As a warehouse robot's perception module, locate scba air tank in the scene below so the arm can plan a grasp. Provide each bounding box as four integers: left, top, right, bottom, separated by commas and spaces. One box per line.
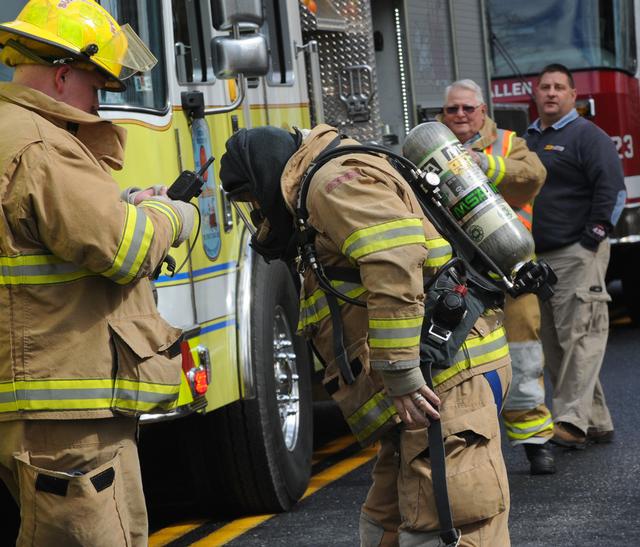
403, 122, 534, 275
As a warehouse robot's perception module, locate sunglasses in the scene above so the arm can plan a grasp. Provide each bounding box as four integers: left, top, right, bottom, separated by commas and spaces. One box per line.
444, 104, 482, 115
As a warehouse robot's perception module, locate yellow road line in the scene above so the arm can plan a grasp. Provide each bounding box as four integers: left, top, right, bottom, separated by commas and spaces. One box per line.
192, 444, 379, 546
149, 520, 208, 546
311, 433, 358, 465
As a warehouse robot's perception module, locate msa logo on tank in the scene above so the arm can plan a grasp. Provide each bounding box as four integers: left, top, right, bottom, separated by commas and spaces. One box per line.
191, 118, 221, 260
423, 140, 518, 245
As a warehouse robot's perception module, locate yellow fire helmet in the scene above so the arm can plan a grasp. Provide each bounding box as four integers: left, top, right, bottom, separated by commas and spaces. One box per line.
0, 0, 158, 91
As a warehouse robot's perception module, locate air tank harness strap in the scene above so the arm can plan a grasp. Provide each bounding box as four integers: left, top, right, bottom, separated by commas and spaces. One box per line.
419, 258, 502, 547
296, 134, 358, 385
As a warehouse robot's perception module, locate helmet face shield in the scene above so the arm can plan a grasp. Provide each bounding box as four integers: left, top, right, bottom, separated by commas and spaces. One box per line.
94, 23, 157, 82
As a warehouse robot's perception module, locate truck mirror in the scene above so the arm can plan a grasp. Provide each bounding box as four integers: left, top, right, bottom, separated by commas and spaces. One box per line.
211, 0, 263, 30
211, 34, 269, 79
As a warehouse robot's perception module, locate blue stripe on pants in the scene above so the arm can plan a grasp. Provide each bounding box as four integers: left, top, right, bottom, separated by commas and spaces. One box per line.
484, 370, 503, 414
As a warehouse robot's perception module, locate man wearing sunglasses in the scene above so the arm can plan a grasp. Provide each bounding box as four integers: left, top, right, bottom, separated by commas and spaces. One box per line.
440, 79, 555, 475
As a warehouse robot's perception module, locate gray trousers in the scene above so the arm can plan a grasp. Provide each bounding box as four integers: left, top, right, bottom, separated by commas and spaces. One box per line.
538, 241, 614, 434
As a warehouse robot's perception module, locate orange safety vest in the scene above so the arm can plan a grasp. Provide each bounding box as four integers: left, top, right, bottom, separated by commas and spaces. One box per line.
483, 129, 533, 232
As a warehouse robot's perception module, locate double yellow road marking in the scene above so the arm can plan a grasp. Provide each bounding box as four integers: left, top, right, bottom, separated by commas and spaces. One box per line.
149, 435, 378, 546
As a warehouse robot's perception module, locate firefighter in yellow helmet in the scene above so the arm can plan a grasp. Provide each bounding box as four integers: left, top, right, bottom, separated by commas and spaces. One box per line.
0, 0, 157, 91
0, 1, 195, 545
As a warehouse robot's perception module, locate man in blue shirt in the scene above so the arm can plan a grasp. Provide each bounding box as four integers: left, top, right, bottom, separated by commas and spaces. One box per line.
525, 64, 626, 448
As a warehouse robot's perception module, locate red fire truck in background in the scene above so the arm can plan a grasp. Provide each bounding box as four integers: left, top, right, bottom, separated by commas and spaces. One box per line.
487, 0, 640, 321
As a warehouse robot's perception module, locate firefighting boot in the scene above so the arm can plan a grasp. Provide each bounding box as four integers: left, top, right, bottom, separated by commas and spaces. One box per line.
524, 443, 556, 475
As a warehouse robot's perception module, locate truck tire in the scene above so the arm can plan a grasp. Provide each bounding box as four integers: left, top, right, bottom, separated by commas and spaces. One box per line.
199, 257, 313, 515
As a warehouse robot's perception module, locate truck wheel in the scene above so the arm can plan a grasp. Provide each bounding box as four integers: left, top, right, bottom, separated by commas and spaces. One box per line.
200, 257, 313, 515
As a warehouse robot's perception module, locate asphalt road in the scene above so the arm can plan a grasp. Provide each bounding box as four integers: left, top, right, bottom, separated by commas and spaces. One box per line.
1, 306, 638, 546
224, 322, 640, 547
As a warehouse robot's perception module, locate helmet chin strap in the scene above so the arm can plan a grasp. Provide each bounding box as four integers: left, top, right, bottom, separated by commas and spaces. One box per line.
3, 38, 75, 67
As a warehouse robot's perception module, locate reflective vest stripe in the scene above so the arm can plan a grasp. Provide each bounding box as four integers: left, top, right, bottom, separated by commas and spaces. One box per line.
298, 281, 367, 330
140, 200, 180, 242
369, 316, 423, 349
482, 129, 533, 231
102, 204, 154, 284
485, 152, 506, 185
0, 378, 179, 413
484, 129, 514, 186
486, 153, 497, 180
513, 203, 533, 231
503, 414, 554, 440
342, 218, 426, 260
0, 254, 96, 285
424, 236, 453, 268
433, 326, 509, 386
502, 130, 515, 157
493, 155, 507, 185
347, 390, 397, 445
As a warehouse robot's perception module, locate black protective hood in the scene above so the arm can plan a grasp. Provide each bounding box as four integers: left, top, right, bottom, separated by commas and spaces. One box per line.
219, 126, 302, 261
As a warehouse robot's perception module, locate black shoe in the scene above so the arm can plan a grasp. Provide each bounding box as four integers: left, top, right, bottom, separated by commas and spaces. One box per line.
587, 428, 615, 444
524, 443, 556, 475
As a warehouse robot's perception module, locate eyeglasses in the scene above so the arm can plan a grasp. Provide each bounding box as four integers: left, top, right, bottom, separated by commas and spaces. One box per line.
443, 104, 482, 115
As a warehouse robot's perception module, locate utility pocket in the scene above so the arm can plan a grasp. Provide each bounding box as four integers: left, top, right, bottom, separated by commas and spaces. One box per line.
324, 354, 400, 447
575, 288, 610, 334
15, 451, 130, 547
398, 402, 508, 530
109, 314, 182, 415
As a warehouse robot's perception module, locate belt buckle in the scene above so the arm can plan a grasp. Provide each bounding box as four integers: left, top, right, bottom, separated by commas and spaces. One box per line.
428, 322, 452, 342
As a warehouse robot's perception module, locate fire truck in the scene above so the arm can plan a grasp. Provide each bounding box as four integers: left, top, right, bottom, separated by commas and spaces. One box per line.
487, 0, 640, 321
0, 0, 492, 518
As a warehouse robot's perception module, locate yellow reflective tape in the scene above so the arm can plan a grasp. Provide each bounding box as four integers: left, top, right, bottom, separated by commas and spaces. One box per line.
425, 254, 452, 268
347, 391, 387, 426
486, 154, 496, 179
369, 317, 423, 329
504, 131, 515, 158
503, 414, 554, 431
141, 200, 180, 241
113, 398, 179, 412
503, 419, 554, 440
102, 203, 137, 279
354, 405, 397, 444
424, 236, 453, 267
369, 336, 421, 348
342, 218, 426, 260
368, 316, 423, 348
298, 283, 367, 330
114, 378, 181, 395
494, 156, 506, 186
126, 214, 154, 284
0, 378, 180, 413
433, 327, 509, 386
0, 254, 61, 266
0, 254, 96, 285
102, 204, 154, 284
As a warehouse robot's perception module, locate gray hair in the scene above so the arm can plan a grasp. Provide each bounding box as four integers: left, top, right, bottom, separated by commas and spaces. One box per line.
444, 79, 484, 105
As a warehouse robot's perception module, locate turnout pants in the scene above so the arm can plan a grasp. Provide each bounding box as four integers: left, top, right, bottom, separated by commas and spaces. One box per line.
501, 293, 554, 445
360, 368, 511, 547
0, 417, 148, 547
538, 241, 614, 434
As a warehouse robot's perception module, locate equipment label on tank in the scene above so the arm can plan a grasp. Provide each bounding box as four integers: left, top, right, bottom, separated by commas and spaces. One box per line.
451, 186, 490, 221
463, 202, 518, 244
